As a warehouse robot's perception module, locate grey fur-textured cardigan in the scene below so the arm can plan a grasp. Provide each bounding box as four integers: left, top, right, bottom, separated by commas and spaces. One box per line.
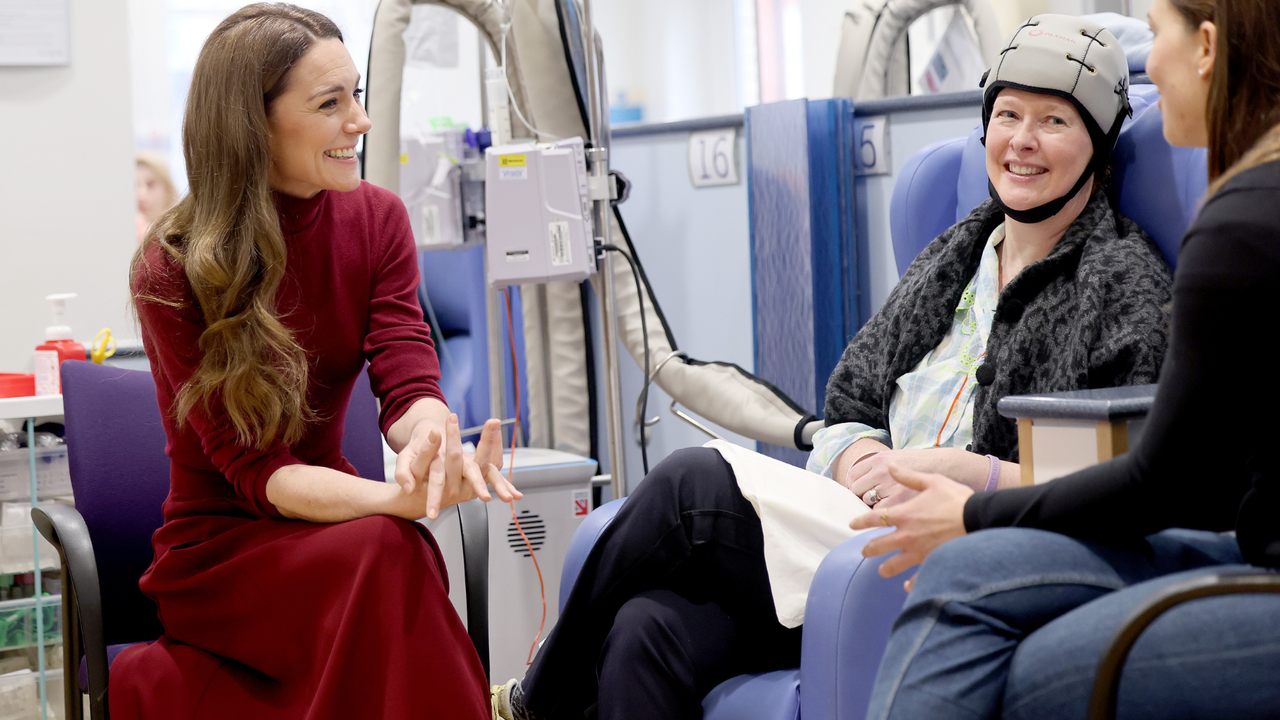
823, 192, 1172, 462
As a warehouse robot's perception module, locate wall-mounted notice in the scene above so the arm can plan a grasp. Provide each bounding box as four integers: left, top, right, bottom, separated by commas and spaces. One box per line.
0, 0, 71, 67
688, 128, 740, 188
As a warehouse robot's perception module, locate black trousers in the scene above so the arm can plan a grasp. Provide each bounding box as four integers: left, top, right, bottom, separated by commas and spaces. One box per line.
521, 447, 802, 720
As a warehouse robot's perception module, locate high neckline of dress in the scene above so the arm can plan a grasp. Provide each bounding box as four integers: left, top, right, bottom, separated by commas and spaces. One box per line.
273, 189, 328, 235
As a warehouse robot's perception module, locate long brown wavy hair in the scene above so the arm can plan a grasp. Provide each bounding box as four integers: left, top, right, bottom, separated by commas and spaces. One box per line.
132, 4, 342, 449
1169, 0, 1280, 196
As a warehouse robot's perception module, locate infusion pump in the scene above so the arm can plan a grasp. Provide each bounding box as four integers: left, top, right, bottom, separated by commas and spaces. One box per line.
484, 138, 598, 288
399, 130, 486, 252
397, 132, 598, 288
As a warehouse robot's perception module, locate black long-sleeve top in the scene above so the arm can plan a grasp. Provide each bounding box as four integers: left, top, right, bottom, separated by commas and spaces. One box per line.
964, 160, 1280, 568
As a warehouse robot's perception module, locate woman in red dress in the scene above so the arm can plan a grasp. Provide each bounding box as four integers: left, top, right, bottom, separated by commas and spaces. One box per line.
112, 4, 517, 718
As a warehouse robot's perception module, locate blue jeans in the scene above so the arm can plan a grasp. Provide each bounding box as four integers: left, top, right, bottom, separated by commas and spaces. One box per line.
867, 527, 1280, 719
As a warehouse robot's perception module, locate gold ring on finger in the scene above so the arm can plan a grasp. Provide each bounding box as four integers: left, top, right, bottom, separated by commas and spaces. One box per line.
879, 509, 890, 526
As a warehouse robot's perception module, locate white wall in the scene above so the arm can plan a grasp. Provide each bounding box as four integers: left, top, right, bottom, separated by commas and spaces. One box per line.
594, 0, 743, 123
1130, 0, 1154, 20
129, 0, 170, 153
0, 0, 138, 374
797, 0, 845, 100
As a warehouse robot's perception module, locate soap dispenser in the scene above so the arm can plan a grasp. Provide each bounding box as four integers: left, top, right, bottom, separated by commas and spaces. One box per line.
34, 293, 86, 395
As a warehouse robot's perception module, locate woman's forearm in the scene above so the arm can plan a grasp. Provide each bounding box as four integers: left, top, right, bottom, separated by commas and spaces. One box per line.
386, 397, 450, 454
265, 463, 413, 523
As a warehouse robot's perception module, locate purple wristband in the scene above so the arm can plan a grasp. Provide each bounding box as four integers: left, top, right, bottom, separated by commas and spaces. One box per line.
984, 454, 1001, 492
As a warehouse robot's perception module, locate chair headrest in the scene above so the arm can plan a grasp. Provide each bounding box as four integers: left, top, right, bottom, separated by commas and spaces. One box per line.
889, 137, 966, 278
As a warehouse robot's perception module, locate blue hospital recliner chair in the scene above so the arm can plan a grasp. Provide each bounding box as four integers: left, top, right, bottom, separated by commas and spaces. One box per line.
558, 84, 1208, 720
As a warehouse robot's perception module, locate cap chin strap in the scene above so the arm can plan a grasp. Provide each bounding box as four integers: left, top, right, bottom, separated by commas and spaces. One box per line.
988, 163, 1094, 224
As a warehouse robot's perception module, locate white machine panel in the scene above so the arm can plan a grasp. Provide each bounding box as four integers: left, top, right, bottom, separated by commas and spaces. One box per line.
484, 139, 596, 287
423, 448, 598, 683
400, 132, 467, 251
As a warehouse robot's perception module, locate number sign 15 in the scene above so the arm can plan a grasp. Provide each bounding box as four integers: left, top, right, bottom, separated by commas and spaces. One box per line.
688, 128, 740, 188
853, 115, 890, 176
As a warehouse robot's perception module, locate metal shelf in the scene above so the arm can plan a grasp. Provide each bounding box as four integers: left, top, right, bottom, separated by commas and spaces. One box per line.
0, 596, 60, 613
0, 396, 63, 423
0, 406, 62, 720
0, 639, 61, 653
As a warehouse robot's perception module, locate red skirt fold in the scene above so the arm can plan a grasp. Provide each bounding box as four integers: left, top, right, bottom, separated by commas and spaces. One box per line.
109, 515, 489, 720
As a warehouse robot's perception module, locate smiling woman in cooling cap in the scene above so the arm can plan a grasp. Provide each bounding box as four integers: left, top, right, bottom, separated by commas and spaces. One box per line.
115, 4, 517, 718
491, 14, 1176, 720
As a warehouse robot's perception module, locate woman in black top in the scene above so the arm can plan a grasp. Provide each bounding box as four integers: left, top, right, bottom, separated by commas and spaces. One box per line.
856, 1, 1280, 717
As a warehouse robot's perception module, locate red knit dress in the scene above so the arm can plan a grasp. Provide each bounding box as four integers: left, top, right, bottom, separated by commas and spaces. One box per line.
110, 183, 490, 719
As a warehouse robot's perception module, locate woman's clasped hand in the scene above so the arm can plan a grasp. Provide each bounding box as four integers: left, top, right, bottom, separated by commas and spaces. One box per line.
844, 448, 993, 508
394, 415, 521, 520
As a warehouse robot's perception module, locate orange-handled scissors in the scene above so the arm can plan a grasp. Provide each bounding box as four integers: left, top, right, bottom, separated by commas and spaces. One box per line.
90, 328, 117, 364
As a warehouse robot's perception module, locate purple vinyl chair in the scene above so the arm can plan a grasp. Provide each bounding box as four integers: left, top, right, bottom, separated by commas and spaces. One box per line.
34, 360, 491, 719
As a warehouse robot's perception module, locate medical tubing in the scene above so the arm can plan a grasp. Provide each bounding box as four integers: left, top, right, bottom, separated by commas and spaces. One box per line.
503, 288, 548, 664
601, 243, 652, 474
497, 27, 560, 141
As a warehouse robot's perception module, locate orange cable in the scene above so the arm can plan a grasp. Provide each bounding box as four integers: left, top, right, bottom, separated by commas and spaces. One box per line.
502, 288, 547, 665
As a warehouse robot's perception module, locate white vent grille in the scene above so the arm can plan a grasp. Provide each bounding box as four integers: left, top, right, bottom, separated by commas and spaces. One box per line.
507, 510, 545, 556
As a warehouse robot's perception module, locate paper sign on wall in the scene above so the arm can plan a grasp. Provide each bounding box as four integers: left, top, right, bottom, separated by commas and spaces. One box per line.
0, 0, 71, 66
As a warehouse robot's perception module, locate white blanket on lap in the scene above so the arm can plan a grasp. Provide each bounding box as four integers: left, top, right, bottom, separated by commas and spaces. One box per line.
707, 439, 873, 628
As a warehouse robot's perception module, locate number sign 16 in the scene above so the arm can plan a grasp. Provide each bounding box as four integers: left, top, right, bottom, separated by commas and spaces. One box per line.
853, 115, 890, 176
688, 128, 740, 188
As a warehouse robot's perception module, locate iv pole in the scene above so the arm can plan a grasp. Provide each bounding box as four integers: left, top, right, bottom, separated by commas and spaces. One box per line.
580, 0, 629, 500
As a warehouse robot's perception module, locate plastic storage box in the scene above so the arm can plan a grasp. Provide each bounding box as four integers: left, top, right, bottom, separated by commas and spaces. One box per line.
0, 668, 64, 720
0, 448, 71, 503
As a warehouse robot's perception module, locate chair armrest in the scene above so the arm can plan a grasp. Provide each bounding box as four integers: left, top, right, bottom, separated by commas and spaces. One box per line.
799, 528, 911, 720
997, 385, 1157, 423
559, 498, 627, 613
457, 498, 489, 680
998, 385, 1158, 484
32, 503, 107, 718
1088, 569, 1280, 720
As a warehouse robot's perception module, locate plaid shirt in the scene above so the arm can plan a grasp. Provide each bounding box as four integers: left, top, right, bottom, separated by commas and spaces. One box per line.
807, 226, 1003, 478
